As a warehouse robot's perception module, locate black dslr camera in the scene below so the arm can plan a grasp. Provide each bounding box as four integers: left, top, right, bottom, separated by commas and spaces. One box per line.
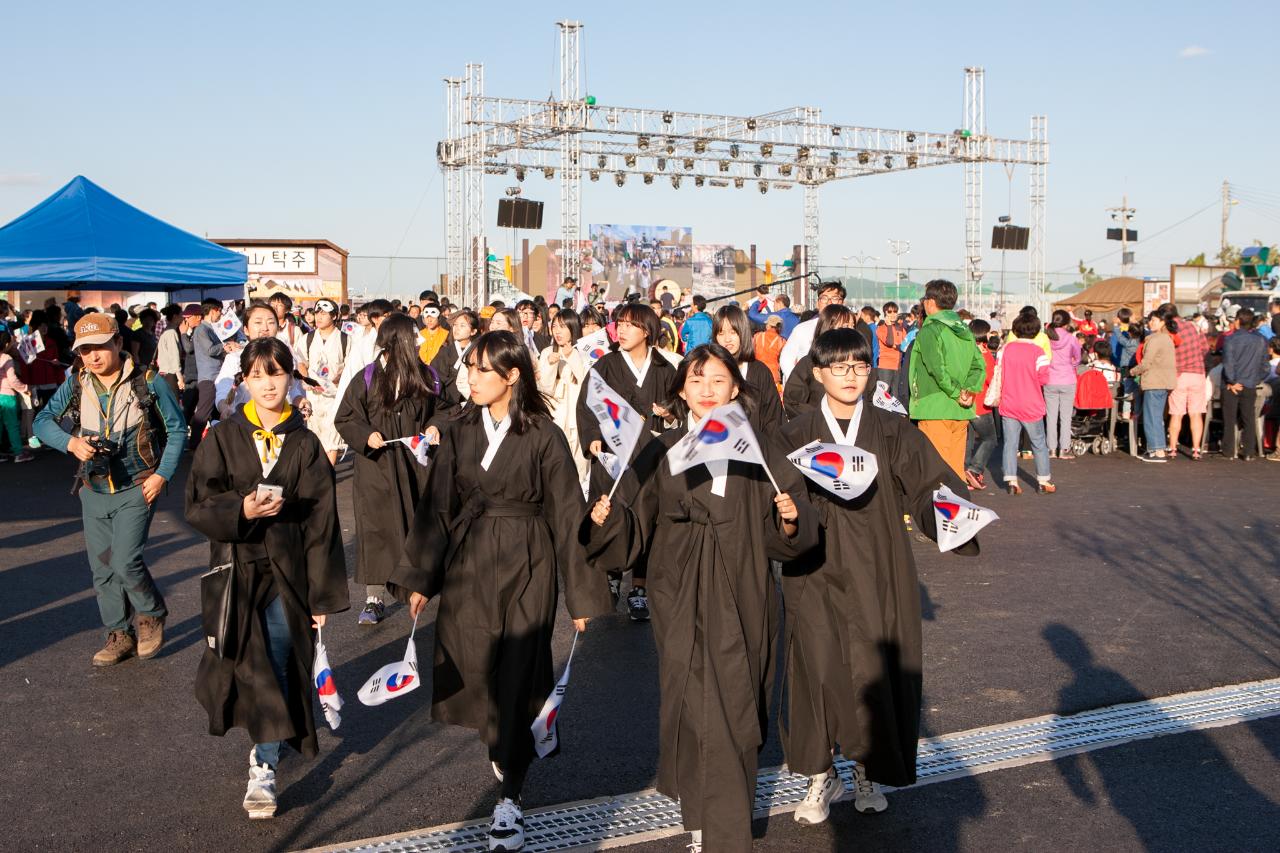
80, 435, 120, 478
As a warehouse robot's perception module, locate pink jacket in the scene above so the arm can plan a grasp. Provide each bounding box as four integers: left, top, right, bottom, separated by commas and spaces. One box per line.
999, 338, 1050, 422
0, 353, 29, 396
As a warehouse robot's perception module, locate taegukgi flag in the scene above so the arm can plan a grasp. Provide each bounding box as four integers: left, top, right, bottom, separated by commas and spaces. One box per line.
213, 310, 242, 341
531, 633, 579, 758
667, 401, 766, 476
872, 381, 908, 416
392, 433, 433, 467
312, 628, 343, 729
358, 617, 421, 706
585, 372, 644, 473
787, 440, 878, 499
575, 328, 611, 364
932, 484, 998, 553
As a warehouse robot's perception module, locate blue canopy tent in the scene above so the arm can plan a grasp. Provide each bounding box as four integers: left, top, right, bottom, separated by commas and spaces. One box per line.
0, 175, 246, 302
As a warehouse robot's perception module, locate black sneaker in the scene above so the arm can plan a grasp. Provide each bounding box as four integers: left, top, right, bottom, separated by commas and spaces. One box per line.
358, 599, 386, 626
607, 577, 622, 608
627, 587, 650, 622
1139, 452, 1168, 463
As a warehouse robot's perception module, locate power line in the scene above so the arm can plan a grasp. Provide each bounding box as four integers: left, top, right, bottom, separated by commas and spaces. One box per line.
1051, 199, 1217, 273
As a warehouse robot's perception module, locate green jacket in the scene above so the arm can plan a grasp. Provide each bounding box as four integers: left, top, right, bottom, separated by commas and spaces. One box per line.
908, 309, 986, 421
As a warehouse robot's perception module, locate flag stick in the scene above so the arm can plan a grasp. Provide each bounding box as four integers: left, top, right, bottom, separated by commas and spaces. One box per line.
761, 459, 783, 496
605, 466, 627, 501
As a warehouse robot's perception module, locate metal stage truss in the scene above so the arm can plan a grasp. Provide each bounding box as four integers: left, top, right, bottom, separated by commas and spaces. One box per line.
439, 20, 1048, 309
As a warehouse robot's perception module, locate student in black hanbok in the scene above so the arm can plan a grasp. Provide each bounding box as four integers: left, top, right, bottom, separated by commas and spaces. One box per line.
574, 302, 676, 620
186, 338, 349, 820
429, 309, 478, 412
780, 328, 979, 826
782, 304, 860, 419
388, 331, 610, 853
588, 345, 819, 853
335, 313, 440, 627
713, 303, 784, 432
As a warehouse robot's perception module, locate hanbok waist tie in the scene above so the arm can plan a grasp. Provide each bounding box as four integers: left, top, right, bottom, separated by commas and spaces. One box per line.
445, 492, 543, 567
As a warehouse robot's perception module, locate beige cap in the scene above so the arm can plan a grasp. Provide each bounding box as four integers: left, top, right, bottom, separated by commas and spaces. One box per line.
71, 313, 119, 349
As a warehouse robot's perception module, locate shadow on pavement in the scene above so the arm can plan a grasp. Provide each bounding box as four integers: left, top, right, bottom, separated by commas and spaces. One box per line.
1045, 623, 1275, 850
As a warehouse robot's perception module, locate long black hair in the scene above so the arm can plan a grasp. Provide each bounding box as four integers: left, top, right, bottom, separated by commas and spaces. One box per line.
373, 312, 437, 411
662, 343, 754, 424
550, 307, 583, 345
463, 330, 551, 434
1046, 309, 1072, 342
713, 304, 755, 362
239, 336, 295, 376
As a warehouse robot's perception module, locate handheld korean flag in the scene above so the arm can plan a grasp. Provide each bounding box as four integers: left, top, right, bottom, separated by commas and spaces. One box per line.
787, 441, 878, 499
16, 331, 43, 364
214, 311, 242, 341
391, 433, 433, 467
341, 320, 357, 335
585, 372, 644, 497
531, 632, 579, 758
575, 328, 611, 364
597, 450, 623, 482
312, 627, 343, 729
932, 484, 998, 553
358, 616, 421, 706
872, 381, 908, 416
667, 401, 782, 494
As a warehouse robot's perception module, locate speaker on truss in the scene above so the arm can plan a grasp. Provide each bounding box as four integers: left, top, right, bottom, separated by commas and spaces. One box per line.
498, 198, 544, 229
991, 225, 1029, 251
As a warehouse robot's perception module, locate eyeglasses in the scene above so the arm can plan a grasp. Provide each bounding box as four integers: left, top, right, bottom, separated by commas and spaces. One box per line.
823, 362, 872, 377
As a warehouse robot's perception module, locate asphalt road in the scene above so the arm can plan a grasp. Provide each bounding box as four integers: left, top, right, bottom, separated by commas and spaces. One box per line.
1, 446, 1277, 852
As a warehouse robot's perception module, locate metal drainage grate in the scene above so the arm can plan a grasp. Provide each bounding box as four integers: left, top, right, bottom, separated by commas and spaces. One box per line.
308, 677, 1280, 853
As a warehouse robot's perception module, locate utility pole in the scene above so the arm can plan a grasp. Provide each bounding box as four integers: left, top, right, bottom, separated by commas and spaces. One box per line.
1106, 196, 1137, 276
888, 240, 911, 295
1220, 180, 1238, 261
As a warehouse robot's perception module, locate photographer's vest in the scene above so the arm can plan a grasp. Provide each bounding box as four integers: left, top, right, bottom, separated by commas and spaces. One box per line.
67, 359, 164, 493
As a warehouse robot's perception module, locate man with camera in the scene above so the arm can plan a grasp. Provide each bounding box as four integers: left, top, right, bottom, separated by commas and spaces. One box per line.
34, 314, 187, 667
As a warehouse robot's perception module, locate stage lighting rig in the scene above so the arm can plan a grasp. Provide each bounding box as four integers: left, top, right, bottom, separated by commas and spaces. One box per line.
643, 173, 654, 184
758, 181, 768, 194
615, 172, 626, 186
637, 135, 650, 150
542, 167, 555, 179
729, 143, 740, 158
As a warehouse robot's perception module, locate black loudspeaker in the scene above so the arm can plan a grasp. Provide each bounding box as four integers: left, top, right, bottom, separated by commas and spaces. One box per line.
1106, 228, 1138, 243
497, 198, 545, 229
991, 225, 1029, 251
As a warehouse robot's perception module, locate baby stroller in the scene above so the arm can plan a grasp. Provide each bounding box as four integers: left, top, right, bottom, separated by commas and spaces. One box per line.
1069, 368, 1117, 455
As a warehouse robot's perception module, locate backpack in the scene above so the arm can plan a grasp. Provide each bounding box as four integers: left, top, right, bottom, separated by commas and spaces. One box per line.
64, 371, 167, 475
304, 329, 350, 362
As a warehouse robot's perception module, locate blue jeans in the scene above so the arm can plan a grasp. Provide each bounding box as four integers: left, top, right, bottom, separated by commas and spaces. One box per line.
1002, 416, 1051, 484
1043, 384, 1076, 454
1141, 389, 1169, 453
253, 596, 292, 769
965, 412, 997, 474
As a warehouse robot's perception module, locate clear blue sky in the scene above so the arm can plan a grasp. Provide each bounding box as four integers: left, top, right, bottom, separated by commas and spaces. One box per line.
4, 0, 1277, 287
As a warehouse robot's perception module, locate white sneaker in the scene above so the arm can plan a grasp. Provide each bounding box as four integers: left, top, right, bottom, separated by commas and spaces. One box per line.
851, 763, 888, 813
686, 829, 703, 852
243, 753, 277, 819
793, 768, 845, 825
489, 798, 524, 851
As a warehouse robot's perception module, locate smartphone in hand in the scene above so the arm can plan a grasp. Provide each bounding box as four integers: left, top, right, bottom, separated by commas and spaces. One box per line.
255, 483, 284, 502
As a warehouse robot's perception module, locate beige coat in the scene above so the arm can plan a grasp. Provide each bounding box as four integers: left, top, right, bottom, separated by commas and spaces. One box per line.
1130, 330, 1176, 390
537, 345, 590, 484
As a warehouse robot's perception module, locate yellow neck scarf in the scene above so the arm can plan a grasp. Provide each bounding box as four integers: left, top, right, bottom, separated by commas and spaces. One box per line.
244, 400, 292, 465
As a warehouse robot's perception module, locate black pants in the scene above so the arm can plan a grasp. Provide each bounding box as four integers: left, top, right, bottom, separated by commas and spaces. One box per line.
1221, 386, 1259, 458
189, 380, 216, 449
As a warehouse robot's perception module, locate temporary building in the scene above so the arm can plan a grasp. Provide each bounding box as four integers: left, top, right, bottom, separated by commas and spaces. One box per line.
1051, 276, 1144, 317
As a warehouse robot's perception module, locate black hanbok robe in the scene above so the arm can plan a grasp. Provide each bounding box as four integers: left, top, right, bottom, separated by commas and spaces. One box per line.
387, 411, 611, 770
429, 340, 471, 412
185, 407, 349, 758
334, 362, 440, 586
741, 359, 785, 433
780, 405, 978, 786
575, 349, 676, 575
782, 354, 823, 419
586, 427, 820, 852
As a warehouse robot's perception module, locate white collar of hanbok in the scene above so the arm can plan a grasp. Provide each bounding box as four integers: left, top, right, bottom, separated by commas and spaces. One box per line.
821, 394, 863, 446
481, 407, 511, 470
738, 361, 750, 379
622, 347, 652, 386
686, 413, 728, 497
